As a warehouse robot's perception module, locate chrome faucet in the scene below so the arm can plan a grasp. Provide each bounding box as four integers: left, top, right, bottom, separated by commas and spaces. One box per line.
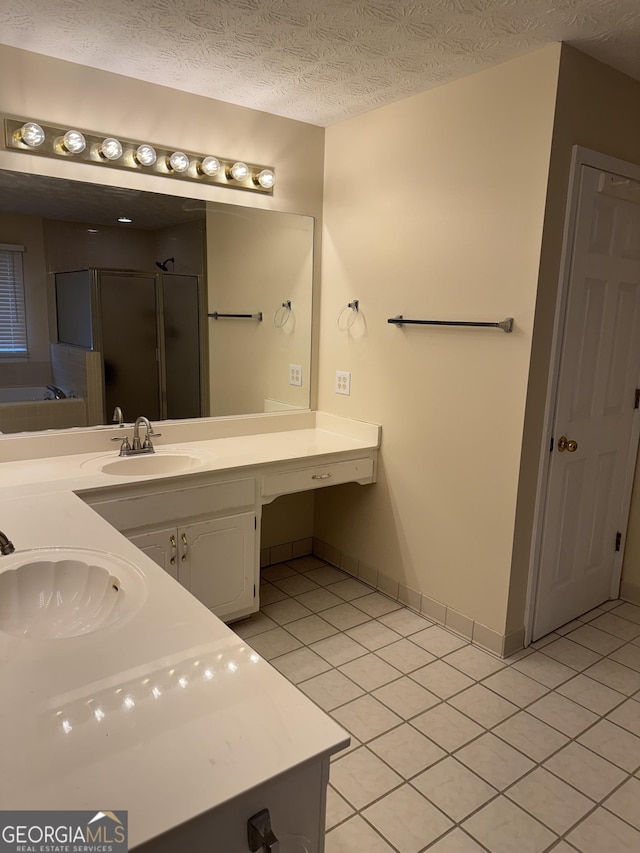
112, 406, 124, 427
46, 385, 66, 399
0, 531, 15, 555
132, 416, 154, 452
111, 415, 161, 456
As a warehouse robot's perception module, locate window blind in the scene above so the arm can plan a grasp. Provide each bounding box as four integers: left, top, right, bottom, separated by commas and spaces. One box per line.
0, 244, 27, 354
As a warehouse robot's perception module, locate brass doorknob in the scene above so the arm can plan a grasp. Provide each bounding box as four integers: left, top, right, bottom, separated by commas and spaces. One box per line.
558, 436, 578, 452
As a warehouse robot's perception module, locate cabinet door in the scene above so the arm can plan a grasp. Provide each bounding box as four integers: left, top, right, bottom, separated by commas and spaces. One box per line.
178, 513, 256, 621
129, 526, 179, 582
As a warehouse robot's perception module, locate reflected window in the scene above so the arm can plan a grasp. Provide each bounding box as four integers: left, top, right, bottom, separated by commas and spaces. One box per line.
0, 244, 27, 355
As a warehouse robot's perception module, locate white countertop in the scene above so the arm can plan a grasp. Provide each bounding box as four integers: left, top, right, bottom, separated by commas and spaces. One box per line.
0, 424, 377, 499
0, 412, 380, 847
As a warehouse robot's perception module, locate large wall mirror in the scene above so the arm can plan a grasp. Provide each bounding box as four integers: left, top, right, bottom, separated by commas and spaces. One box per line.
0, 169, 313, 434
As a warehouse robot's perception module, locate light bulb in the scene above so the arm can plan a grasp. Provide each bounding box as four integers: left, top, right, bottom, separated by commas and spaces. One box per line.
135, 144, 157, 167
255, 168, 275, 189
200, 156, 220, 177
62, 130, 86, 154
16, 122, 45, 147
99, 137, 123, 161
168, 151, 190, 173
228, 161, 249, 182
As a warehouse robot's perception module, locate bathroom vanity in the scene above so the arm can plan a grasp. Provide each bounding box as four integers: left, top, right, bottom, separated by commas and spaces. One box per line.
0, 411, 379, 851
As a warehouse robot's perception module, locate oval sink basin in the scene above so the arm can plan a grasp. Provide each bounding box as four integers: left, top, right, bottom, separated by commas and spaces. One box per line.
0, 547, 147, 640
80, 449, 212, 477
100, 453, 204, 476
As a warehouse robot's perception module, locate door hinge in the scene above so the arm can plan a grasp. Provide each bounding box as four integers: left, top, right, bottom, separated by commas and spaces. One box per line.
635, 388, 640, 410
615, 531, 622, 552
254, 516, 257, 530
550, 436, 554, 452
253, 584, 256, 597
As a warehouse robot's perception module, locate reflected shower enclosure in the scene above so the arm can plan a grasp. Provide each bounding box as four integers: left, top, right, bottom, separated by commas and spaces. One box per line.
55, 269, 204, 421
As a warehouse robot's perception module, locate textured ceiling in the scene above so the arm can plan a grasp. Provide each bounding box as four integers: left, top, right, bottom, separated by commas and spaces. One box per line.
2, 0, 640, 125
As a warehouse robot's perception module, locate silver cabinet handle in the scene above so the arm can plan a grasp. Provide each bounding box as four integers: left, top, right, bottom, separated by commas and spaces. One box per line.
181, 531, 188, 562
312, 473, 333, 480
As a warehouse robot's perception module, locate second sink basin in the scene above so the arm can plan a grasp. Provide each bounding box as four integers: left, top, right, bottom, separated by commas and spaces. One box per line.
0, 547, 147, 640
100, 452, 205, 476
81, 448, 213, 477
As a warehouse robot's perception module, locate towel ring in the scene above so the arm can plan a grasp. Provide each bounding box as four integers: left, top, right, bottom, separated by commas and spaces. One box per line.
337, 299, 359, 331
273, 300, 292, 328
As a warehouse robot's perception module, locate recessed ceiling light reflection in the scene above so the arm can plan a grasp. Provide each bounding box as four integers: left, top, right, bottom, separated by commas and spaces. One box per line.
117, 216, 132, 224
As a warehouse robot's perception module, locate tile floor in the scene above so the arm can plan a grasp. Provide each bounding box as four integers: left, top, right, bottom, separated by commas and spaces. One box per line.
232, 555, 640, 853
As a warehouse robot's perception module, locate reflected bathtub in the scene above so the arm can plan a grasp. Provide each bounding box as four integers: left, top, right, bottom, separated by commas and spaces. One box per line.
0, 386, 59, 402
0, 387, 86, 433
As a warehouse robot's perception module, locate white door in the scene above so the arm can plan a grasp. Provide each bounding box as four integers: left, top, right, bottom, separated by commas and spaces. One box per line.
532, 165, 640, 640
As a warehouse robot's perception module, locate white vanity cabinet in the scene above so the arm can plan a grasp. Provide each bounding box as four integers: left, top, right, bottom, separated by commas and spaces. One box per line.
83, 476, 259, 622
129, 512, 256, 621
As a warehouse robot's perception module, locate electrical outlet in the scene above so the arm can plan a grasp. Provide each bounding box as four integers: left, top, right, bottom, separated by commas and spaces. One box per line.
289, 364, 302, 386
335, 370, 351, 395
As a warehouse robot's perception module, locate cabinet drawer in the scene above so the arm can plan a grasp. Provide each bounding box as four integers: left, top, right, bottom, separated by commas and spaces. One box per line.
88, 478, 256, 531
262, 457, 374, 498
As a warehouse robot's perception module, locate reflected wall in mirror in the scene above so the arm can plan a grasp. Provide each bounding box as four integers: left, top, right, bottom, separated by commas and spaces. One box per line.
206, 203, 312, 416
0, 170, 313, 433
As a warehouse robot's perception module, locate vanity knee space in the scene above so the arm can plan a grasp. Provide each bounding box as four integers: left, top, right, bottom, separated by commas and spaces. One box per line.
80, 444, 378, 624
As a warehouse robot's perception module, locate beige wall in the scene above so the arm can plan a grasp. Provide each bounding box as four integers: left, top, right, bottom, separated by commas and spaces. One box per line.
0, 46, 324, 219
508, 47, 640, 625
316, 47, 561, 636
206, 205, 313, 416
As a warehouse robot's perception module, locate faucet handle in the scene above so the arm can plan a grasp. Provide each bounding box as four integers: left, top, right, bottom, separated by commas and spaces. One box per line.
142, 429, 161, 450
111, 435, 132, 455
0, 531, 15, 556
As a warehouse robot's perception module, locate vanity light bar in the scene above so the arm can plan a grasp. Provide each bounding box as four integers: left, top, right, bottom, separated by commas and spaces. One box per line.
3, 117, 275, 194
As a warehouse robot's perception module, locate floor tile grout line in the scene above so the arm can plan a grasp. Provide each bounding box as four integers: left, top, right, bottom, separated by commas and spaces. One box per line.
321, 664, 606, 840
243, 560, 640, 850
252, 609, 640, 767
535, 634, 640, 675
